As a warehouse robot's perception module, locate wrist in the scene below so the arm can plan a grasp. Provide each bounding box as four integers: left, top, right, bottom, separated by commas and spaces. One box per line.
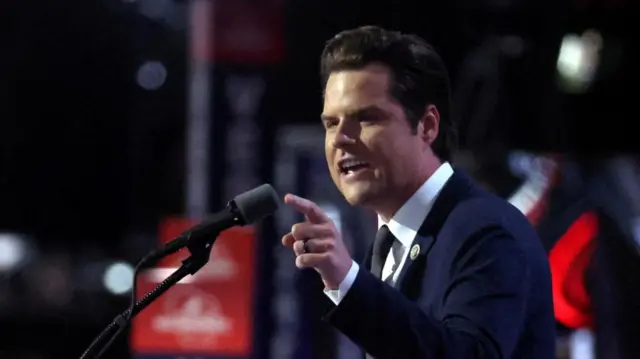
323, 260, 353, 290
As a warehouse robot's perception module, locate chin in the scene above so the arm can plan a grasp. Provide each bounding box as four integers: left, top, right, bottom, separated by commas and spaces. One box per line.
343, 193, 364, 206
341, 185, 378, 207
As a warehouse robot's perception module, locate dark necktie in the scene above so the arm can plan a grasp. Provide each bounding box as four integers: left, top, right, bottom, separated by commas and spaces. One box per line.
366, 225, 396, 359
370, 224, 395, 279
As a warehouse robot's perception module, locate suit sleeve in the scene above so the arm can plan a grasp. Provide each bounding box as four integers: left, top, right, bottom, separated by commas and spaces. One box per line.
323, 227, 531, 359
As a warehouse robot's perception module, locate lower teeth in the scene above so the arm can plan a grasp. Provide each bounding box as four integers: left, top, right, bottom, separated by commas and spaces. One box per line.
344, 165, 367, 175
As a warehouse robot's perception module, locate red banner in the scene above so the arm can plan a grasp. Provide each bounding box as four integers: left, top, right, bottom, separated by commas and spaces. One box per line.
190, 0, 284, 64
131, 217, 256, 356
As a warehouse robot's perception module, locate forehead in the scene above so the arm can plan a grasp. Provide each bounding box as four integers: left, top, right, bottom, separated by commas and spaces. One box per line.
322, 64, 393, 117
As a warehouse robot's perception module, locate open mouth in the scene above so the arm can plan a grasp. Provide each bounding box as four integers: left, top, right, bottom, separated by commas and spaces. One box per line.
338, 159, 371, 176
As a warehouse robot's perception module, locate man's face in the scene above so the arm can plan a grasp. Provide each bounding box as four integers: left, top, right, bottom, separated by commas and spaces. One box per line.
322, 64, 434, 215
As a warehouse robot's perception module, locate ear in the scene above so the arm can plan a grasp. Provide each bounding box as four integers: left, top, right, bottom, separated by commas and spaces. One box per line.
417, 104, 440, 146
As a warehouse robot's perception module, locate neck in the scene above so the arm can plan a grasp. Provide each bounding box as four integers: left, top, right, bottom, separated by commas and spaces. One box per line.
376, 159, 442, 222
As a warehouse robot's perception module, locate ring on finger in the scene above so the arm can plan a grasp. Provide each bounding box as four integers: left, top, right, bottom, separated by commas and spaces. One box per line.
303, 239, 310, 253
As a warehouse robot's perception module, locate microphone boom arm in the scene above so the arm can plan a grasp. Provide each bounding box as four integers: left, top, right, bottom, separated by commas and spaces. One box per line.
79, 183, 280, 359
79, 226, 220, 359
143, 201, 243, 265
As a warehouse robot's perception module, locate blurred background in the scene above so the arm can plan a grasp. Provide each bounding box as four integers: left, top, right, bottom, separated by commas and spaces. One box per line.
1, 0, 639, 358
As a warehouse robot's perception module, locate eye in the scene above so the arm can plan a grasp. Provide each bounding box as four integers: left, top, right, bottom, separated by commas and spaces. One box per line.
323, 119, 338, 129
358, 113, 379, 125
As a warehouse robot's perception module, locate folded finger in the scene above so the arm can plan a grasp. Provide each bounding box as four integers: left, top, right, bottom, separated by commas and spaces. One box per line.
291, 222, 334, 241
292, 238, 333, 256
295, 253, 326, 269
282, 233, 295, 248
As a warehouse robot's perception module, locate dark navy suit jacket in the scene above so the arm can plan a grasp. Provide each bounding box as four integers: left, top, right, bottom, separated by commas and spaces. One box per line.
324, 171, 556, 359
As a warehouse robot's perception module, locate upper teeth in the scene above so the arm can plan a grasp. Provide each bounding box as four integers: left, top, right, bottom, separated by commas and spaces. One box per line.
341, 160, 366, 170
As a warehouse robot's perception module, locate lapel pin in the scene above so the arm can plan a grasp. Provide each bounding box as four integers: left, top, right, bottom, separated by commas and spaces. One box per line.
410, 244, 420, 260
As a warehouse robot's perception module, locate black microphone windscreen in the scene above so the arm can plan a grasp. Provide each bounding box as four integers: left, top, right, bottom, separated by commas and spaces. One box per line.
233, 184, 280, 224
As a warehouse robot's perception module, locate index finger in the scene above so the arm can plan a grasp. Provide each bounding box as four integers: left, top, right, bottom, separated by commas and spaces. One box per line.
284, 193, 330, 224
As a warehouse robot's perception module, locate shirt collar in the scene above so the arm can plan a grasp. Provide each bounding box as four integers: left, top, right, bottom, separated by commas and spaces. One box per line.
378, 162, 454, 248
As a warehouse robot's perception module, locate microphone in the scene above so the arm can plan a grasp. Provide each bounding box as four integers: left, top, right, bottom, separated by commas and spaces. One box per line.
78, 184, 279, 359
146, 183, 280, 262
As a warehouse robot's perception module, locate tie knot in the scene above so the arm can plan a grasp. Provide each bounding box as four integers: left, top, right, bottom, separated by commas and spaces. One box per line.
373, 225, 395, 256
370, 224, 396, 279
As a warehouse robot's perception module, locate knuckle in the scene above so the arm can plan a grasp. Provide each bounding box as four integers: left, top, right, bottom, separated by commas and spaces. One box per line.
324, 240, 335, 251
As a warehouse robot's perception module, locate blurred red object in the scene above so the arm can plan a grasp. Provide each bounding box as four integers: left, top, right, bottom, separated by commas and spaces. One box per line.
548, 211, 598, 329
190, 0, 284, 64
130, 217, 256, 356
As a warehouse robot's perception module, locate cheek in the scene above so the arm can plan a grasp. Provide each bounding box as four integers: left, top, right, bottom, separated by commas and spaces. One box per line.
366, 131, 397, 161
325, 145, 338, 178
324, 136, 332, 164
372, 135, 415, 172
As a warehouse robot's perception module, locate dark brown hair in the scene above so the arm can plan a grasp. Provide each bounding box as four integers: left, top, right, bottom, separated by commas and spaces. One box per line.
320, 25, 457, 162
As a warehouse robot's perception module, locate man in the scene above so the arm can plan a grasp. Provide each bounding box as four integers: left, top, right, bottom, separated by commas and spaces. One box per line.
281, 26, 555, 359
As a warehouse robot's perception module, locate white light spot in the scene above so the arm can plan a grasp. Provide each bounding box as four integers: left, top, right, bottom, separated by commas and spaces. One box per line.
570, 329, 594, 359
0, 233, 27, 271
103, 261, 135, 295
557, 35, 585, 78
136, 61, 167, 90
557, 30, 602, 93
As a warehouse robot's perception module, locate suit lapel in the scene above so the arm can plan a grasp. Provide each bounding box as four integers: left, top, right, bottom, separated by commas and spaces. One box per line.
393, 234, 434, 292
393, 170, 476, 293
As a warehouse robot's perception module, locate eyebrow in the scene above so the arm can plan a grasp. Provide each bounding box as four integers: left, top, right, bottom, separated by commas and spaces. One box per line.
320, 105, 382, 122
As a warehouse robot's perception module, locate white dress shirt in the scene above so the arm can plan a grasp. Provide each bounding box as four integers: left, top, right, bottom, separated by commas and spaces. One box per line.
325, 162, 454, 304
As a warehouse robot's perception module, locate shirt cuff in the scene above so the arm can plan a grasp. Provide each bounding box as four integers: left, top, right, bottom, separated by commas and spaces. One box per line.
323, 260, 359, 305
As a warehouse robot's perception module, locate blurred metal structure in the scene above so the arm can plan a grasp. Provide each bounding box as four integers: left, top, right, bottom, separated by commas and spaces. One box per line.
185, 0, 213, 219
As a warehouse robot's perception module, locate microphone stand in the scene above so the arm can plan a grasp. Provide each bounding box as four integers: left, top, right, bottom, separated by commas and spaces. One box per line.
79, 232, 216, 359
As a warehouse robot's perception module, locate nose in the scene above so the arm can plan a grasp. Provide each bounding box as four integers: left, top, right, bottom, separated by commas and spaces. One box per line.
331, 119, 358, 148
332, 132, 357, 148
